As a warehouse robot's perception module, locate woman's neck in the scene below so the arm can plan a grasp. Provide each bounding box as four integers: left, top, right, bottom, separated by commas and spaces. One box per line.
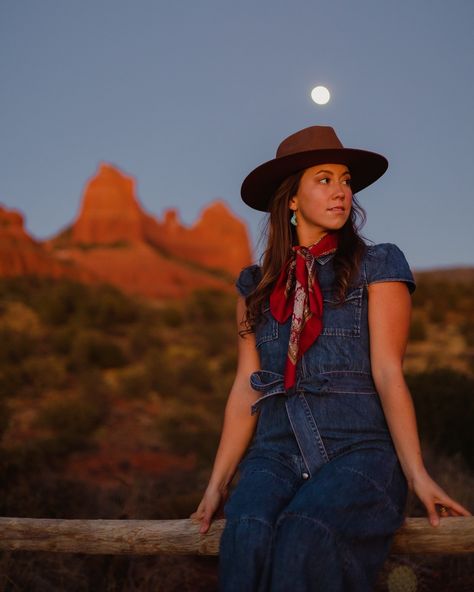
295, 229, 328, 248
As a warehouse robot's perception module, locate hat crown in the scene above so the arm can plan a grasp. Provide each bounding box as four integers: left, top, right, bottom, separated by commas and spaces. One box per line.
276, 126, 344, 159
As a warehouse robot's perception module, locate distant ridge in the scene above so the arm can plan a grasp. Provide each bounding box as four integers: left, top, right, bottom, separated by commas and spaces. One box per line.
414, 267, 474, 283
1, 163, 253, 299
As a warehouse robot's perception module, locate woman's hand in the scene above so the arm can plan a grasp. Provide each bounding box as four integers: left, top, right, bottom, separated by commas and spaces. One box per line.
411, 469, 472, 526
190, 485, 228, 534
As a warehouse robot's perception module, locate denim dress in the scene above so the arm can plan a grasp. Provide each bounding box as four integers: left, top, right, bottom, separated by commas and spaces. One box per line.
219, 243, 416, 592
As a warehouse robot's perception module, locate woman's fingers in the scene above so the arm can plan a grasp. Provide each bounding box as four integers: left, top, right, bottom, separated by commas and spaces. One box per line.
446, 498, 471, 517
427, 492, 472, 526
425, 500, 440, 527
436, 496, 472, 518
190, 500, 220, 534
199, 516, 211, 534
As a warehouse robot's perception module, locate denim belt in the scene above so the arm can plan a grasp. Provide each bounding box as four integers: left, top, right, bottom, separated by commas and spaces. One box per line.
249, 369, 378, 477
250, 370, 377, 415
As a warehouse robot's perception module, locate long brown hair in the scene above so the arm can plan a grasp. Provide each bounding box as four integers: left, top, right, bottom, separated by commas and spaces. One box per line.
242, 169, 367, 333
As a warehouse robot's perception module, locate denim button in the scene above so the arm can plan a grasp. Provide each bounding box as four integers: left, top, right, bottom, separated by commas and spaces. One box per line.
302, 472, 309, 480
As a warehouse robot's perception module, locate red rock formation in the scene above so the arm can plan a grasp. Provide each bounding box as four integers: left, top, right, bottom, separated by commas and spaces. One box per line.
146, 201, 253, 276
2, 162, 253, 299
70, 163, 252, 277
72, 163, 146, 244
0, 204, 92, 281
64, 241, 235, 299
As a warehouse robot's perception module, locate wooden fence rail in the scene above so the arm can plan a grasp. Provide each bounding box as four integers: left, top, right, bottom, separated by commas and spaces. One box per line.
1, 517, 473, 556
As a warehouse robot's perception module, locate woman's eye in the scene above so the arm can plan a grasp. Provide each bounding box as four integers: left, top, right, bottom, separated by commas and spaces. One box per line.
319, 177, 329, 184
343, 178, 352, 185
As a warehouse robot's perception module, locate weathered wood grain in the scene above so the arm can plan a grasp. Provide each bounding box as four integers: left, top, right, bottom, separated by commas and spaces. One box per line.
0, 517, 472, 555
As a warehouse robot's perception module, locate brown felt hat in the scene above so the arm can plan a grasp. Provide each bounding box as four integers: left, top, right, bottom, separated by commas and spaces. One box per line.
240, 125, 388, 212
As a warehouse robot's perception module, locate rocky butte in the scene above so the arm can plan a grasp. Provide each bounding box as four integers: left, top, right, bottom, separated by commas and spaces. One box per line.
0, 204, 92, 282
1, 163, 253, 299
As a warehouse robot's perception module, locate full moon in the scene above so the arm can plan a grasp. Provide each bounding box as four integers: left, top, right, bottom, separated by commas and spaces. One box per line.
311, 86, 330, 105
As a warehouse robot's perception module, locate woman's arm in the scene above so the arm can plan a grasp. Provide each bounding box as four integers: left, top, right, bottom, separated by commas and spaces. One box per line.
190, 296, 261, 533
368, 281, 471, 526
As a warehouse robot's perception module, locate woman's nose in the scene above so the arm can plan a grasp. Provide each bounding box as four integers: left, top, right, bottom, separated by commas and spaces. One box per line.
331, 184, 346, 198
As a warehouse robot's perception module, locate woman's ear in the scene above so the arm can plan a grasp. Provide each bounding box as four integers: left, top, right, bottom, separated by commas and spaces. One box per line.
288, 195, 298, 211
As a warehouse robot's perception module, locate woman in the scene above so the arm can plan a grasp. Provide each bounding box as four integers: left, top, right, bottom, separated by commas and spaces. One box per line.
191, 125, 470, 591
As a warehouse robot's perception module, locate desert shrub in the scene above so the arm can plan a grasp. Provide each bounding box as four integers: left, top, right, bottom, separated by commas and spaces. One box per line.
219, 351, 237, 375
118, 366, 150, 399
412, 278, 474, 323
461, 319, 474, 347
406, 369, 474, 469
36, 396, 104, 452
20, 356, 68, 396
0, 327, 34, 363
428, 306, 445, 324
409, 317, 427, 341
144, 347, 179, 395
34, 280, 88, 326
128, 321, 163, 358
178, 353, 214, 393
159, 306, 184, 328
0, 398, 10, 437
79, 283, 138, 329
158, 409, 220, 463
197, 320, 235, 356
0, 366, 24, 399
51, 324, 78, 355
188, 289, 235, 323
69, 331, 127, 370
31, 279, 138, 330
36, 372, 109, 453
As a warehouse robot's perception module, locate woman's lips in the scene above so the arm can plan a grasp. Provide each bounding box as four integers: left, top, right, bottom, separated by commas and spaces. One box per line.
327, 207, 345, 213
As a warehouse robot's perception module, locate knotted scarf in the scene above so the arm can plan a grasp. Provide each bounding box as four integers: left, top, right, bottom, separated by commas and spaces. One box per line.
269, 232, 339, 390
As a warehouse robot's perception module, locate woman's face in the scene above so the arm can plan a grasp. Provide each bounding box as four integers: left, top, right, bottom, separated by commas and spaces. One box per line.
288, 163, 352, 245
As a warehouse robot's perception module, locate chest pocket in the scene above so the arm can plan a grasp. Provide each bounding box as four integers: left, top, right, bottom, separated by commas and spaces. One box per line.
321, 286, 363, 337
255, 305, 279, 347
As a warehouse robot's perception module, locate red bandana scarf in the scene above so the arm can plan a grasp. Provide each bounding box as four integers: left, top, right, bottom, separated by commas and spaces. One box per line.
269, 232, 338, 390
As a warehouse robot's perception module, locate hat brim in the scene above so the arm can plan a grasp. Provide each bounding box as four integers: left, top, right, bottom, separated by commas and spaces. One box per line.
240, 148, 388, 212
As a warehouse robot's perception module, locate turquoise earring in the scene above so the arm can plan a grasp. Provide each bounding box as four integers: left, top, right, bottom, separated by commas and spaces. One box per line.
290, 210, 297, 226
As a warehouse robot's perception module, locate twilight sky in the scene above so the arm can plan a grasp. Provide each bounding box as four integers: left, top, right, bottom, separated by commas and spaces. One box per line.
1, 0, 473, 270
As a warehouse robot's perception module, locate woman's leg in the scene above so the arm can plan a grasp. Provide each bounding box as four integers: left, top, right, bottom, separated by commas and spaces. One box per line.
269, 448, 407, 592
219, 453, 301, 592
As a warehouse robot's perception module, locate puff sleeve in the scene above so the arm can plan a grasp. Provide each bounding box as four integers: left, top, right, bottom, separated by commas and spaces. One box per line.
235, 264, 262, 297
365, 243, 416, 294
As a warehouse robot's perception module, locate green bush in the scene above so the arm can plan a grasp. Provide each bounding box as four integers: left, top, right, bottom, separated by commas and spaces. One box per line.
31, 279, 137, 330
409, 317, 427, 342
34, 280, 87, 326
0, 397, 10, 437
157, 409, 220, 463
407, 369, 474, 469
0, 366, 25, 399
79, 284, 138, 329
219, 351, 237, 375
20, 356, 68, 396
35, 370, 109, 454
128, 322, 163, 358
118, 367, 150, 399
461, 319, 474, 347
188, 289, 235, 323
51, 325, 77, 355
0, 327, 34, 363
179, 353, 214, 392
36, 395, 107, 453
69, 331, 127, 370
428, 306, 445, 324
159, 306, 184, 328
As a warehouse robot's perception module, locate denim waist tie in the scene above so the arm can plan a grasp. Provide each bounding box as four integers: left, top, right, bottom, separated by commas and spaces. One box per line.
250, 370, 378, 477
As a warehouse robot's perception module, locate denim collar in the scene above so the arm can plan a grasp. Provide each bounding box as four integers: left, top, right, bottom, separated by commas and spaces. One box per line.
316, 252, 336, 266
